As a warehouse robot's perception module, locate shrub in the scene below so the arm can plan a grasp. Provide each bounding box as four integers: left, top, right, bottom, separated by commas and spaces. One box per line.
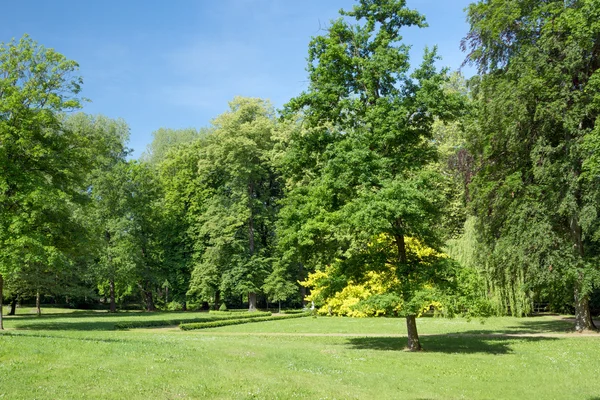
115, 311, 273, 330
180, 312, 311, 331
219, 303, 228, 311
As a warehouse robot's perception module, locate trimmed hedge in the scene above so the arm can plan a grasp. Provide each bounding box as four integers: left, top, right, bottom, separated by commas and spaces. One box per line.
280, 309, 307, 314
208, 310, 271, 316
179, 311, 311, 331
115, 311, 272, 330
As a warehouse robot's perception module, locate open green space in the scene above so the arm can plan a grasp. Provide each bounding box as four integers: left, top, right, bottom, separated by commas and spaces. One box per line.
1, 309, 599, 399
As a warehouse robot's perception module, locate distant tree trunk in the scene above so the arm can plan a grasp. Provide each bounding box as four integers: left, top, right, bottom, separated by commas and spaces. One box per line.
182, 301, 187, 311
9, 295, 17, 316
571, 218, 596, 332
278, 300, 281, 314
36, 290, 41, 316
109, 278, 116, 313
394, 226, 422, 351
248, 292, 258, 312
145, 289, 155, 312
299, 263, 307, 307
214, 290, 221, 310
0, 274, 4, 330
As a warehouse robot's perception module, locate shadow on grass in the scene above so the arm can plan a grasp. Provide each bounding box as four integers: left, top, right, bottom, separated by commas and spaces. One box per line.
463, 319, 574, 334
7, 311, 210, 331
346, 334, 559, 354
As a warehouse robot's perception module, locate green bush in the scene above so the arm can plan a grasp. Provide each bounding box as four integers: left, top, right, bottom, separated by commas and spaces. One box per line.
115, 311, 273, 330
180, 312, 311, 331
219, 303, 228, 311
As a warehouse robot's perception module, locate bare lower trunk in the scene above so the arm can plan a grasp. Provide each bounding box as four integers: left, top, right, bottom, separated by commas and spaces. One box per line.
248, 292, 258, 312
571, 218, 596, 332
214, 290, 221, 311
278, 300, 281, 314
406, 315, 422, 351
574, 282, 597, 332
9, 295, 17, 316
145, 290, 155, 312
299, 263, 307, 307
109, 278, 116, 313
0, 274, 4, 330
36, 290, 41, 316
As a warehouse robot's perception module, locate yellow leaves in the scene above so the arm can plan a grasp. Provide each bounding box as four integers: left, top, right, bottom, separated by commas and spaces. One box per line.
302, 236, 450, 317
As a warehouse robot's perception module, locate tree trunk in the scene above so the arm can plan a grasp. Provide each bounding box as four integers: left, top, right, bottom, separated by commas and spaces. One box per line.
248, 292, 258, 312
278, 300, 281, 314
574, 280, 597, 332
571, 217, 596, 331
406, 315, 422, 352
109, 278, 116, 313
145, 289, 155, 312
9, 295, 17, 316
36, 290, 41, 316
0, 274, 4, 330
299, 263, 307, 307
214, 290, 221, 310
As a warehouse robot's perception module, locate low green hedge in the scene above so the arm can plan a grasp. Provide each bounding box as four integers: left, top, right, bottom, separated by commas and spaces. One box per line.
179, 311, 311, 331
115, 311, 272, 330
208, 310, 271, 316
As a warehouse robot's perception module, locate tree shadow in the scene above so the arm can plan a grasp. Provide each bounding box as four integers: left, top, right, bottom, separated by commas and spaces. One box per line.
6, 311, 210, 331
346, 334, 559, 354
463, 319, 574, 334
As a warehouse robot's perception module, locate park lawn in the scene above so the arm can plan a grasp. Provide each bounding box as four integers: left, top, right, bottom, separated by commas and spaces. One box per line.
0, 310, 599, 399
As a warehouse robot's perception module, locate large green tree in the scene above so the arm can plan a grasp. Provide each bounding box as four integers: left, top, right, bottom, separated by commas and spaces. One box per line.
463, 0, 600, 330
188, 97, 282, 311
0, 36, 95, 326
278, 0, 460, 350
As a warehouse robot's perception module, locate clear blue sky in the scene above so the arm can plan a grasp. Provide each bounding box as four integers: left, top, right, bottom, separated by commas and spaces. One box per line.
1, 0, 474, 158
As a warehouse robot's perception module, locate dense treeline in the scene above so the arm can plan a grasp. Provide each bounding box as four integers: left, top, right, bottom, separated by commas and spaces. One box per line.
1, 0, 599, 346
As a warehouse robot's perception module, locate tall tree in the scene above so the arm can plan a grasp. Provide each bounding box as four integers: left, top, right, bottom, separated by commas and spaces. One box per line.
463, 0, 600, 330
278, 0, 460, 350
188, 97, 282, 311
0, 36, 93, 326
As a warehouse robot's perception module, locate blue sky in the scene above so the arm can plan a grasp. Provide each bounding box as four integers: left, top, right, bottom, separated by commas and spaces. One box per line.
1, 0, 474, 158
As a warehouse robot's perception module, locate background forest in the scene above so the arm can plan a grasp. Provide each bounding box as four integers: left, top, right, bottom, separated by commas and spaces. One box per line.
1, 0, 600, 347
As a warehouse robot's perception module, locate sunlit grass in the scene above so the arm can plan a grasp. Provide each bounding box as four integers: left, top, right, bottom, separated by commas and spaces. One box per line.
0, 309, 598, 399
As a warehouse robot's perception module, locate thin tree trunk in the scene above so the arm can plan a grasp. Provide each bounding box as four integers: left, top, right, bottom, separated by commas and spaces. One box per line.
394, 226, 422, 351
248, 292, 258, 312
109, 278, 116, 313
36, 290, 41, 317
214, 290, 221, 311
278, 300, 281, 314
299, 262, 307, 307
406, 315, 422, 351
0, 274, 4, 330
9, 295, 17, 316
145, 289, 155, 312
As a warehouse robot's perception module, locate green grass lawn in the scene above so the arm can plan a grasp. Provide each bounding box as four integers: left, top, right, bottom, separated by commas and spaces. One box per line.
1, 309, 599, 399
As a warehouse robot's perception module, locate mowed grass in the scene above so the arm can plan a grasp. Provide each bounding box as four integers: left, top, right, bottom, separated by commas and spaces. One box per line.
1, 308, 599, 399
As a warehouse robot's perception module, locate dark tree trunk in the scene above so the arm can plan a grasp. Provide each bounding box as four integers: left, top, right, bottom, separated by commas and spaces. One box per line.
571, 217, 596, 331
248, 292, 258, 312
0, 274, 4, 330
278, 300, 281, 314
182, 301, 187, 311
574, 280, 597, 332
214, 290, 221, 310
394, 227, 422, 351
36, 290, 41, 316
406, 315, 422, 352
145, 288, 155, 312
109, 278, 116, 313
9, 295, 17, 316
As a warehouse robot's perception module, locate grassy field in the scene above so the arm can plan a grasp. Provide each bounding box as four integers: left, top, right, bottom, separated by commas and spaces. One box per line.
0, 308, 599, 399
